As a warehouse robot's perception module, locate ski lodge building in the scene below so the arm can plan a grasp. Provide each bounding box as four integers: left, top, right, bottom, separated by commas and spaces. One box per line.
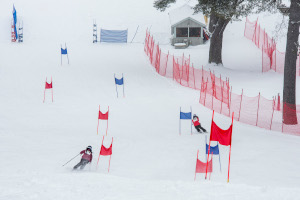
169, 5, 208, 48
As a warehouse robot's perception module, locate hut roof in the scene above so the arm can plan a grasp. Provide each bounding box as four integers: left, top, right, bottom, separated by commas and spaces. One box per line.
169, 4, 206, 27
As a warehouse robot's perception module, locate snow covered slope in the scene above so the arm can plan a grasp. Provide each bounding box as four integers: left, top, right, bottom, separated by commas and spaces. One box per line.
0, 0, 300, 199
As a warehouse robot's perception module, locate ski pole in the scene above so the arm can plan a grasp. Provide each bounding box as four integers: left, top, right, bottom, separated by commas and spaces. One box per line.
62, 153, 80, 167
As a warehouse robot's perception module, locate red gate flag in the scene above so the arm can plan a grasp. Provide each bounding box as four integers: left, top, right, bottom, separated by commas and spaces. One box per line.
210, 121, 233, 146
97, 136, 113, 172
99, 111, 109, 120
45, 82, 52, 89
100, 143, 112, 156
196, 158, 212, 173
97, 106, 109, 135
206, 111, 234, 183
43, 77, 53, 103
194, 149, 213, 181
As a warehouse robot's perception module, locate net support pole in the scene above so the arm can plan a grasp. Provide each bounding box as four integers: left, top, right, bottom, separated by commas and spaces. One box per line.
114, 74, 118, 98
122, 73, 125, 98
193, 64, 196, 89
106, 106, 109, 136
227, 112, 234, 183
43, 77, 47, 103
205, 110, 214, 179
97, 105, 100, 135
108, 137, 113, 172
270, 97, 275, 130
229, 86, 232, 115
190, 106, 193, 135
66, 43, 69, 64
172, 56, 175, 81
179, 107, 181, 136
212, 85, 214, 110
275, 47, 277, 72
51, 77, 53, 102
194, 150, 199, 181
164, 51, 169, 76
209, 152, 213, 180
238, 89, 243, 121
61, 44, 62, 66
256, 92, 260, 126
97, 136, 105, 169
204, 78, 208, 106
218, 142, 222, 172
130, 25, 139, 43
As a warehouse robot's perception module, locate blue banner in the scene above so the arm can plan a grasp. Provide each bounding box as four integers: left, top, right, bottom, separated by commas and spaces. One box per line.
180, 112, 192, 119
100, 29, 127, 43
115, 77, 124, 85
206, 144, 219, 155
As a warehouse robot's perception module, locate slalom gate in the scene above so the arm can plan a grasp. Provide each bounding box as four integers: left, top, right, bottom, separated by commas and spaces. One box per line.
144, 30, 300, 135
244, 17, 300, 76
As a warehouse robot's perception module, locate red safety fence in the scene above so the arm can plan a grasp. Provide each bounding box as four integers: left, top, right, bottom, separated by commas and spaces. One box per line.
244, 17, 300, 75
144, 30, 300, 136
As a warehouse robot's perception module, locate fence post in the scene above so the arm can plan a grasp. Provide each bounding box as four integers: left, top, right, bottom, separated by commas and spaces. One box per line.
202, 65, 204, 81
262, 46, 264, 73
252, 18, 258, 42
221, 82, 224, 114
172, 55, 175, 80
199, 79, 202, 103
275, 46, 277, 72
204, 78, 208, 106
212, 81, 214, 110
229, 86, 232, 117
193, 64, 196, 89
165, 51, 169, 76
256, 92, 261, 126
277, 93, 280, 111
270, 97, 275, 130
238, 89, 243, 121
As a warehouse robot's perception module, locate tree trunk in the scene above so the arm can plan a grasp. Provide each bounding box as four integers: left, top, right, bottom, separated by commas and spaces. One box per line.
282, 0, 300, 125
208, 16, 230, 65
209, 13, 218, 33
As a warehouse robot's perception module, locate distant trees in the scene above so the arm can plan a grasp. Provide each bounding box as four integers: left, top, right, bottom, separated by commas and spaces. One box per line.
154, 0, 277, 65
282, 0, 300, 124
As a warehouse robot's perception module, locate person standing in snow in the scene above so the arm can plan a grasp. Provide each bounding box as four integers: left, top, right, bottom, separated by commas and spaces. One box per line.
73, 146, 93, 170
192, 114, 207, 133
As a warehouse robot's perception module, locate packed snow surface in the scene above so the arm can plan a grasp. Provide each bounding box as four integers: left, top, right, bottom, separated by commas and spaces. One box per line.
0, 0, 300, 199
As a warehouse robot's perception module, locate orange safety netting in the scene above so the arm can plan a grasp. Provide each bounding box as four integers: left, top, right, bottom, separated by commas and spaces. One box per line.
144, 30, 300, 136
244, 17, 300, 76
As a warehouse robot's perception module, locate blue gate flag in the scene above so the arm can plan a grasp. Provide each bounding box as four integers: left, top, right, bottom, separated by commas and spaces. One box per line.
180, 112, 192, 119
13, 5, 18, 39
115, 77, 124, 85
13, 5, 17, 24
61, 48, 68, 55
206, 144, 219, 155
100, 29, 127, 43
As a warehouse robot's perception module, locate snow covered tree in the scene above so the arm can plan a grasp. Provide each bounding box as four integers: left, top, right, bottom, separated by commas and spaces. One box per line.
154, 0, 277, 65
282, 0, 300, 125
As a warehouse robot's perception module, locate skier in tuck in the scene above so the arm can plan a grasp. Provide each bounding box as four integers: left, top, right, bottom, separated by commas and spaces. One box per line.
192, 114, 207, 133
73, 146, 93, 170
